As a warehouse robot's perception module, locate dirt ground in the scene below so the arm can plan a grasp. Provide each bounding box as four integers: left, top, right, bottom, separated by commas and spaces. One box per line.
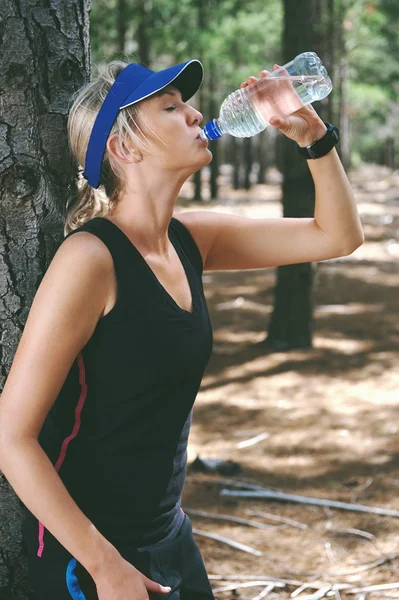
174, 163, 399, 599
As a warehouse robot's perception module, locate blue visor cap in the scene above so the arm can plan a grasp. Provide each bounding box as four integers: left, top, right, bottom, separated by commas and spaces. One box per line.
83, 59, 204, 189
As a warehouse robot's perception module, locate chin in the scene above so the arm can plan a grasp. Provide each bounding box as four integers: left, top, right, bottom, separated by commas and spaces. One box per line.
202, 148, 213, 166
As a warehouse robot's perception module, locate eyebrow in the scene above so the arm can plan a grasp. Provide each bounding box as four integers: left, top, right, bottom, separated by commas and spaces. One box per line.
154, 88, 181, 99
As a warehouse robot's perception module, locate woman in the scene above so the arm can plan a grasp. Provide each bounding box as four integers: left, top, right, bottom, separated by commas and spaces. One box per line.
0, 57, 363, 600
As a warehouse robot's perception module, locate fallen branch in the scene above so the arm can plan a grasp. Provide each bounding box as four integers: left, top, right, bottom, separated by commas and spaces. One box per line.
326, 525, 375, 540
237, 432, 270, 449
186, 475, 279, 492
192, 527, 263, 556
208, 574, 303, 586
324, 541, 338, 565
212, 580, 284, 594
347, 582, 399, 594
184, 508, 279, 530
331, 552, 399, 576
208, 574, 351, 592
220, 488, 399, 518
253, 584, 276, 599
295, 585, 332, 599
245, 508, 309, 530
291, 575, 322, 597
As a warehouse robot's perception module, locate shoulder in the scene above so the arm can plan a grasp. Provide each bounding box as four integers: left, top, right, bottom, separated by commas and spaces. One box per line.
173, 210, 221, 267
173, 210, 234, 268
43, 228, 115, 301
57, 227, 114, 273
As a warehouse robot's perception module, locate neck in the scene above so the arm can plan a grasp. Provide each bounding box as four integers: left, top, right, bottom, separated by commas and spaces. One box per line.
106, 166, 189, 257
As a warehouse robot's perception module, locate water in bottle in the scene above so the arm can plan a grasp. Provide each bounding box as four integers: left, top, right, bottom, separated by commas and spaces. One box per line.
199, 52, 332, 140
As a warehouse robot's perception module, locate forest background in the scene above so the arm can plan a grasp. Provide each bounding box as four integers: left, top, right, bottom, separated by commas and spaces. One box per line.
0, 1, 398, 599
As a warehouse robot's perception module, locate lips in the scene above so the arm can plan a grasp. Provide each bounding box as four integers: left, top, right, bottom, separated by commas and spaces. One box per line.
196, 131, 208, 142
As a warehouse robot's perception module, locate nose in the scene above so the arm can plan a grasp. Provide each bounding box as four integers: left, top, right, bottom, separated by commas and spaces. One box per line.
188, 106, 203, 126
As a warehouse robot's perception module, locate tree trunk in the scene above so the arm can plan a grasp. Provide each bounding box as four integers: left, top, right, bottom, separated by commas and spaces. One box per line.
193, 1, 206, 201
327, 0, 335, 123
243, 137, 253, 190
0, 1, 90, 597
208, 59, 219, 200
266, 0, 316, 350
231, 137, 241, 190
194, 75, 205, 200
339, 57, 351, 171
257, 132, 266, 184
258, 127, 278, 184
117, 0, 127, 54
335, 0, 350, 169
136, 0, 151, 66
311, 0, 333, 123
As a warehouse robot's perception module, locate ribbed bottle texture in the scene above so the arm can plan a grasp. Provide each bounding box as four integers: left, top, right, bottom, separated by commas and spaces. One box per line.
218, 88, 267, 137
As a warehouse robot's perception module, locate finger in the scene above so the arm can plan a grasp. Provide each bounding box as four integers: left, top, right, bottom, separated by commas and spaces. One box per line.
273, 64, 281, 69
144, 575, 171, 594
259, 70, 270, 77
269, 115, 290, 129
241, 75, 258, 88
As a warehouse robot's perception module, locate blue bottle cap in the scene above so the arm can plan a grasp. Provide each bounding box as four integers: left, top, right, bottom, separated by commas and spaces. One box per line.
201, 119, 223, 140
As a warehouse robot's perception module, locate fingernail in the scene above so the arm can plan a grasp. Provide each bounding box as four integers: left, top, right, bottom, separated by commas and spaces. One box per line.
163, 586, 172, 592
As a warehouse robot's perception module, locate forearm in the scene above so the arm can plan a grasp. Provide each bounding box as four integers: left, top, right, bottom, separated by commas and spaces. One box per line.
308, 148, 364, 251
0, 437, 120, 577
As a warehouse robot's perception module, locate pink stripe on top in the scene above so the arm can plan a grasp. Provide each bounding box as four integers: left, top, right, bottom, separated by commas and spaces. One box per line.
37, 352, 88, 558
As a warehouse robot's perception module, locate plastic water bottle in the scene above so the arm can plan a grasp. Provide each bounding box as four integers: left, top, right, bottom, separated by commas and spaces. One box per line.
199, 52, 332, 141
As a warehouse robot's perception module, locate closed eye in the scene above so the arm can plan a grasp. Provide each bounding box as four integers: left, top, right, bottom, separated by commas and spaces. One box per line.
165, 106, 177, 112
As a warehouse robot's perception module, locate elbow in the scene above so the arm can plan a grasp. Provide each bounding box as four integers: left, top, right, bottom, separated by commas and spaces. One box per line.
337, 231, 365, 257
0, 432, 35, 466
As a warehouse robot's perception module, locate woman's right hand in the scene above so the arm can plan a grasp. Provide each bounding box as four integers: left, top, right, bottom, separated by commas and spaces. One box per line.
93, 554, 171, 600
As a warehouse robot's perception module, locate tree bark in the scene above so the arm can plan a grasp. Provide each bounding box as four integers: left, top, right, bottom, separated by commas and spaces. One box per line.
0, 1, 91, 597
266, 0, 316, 350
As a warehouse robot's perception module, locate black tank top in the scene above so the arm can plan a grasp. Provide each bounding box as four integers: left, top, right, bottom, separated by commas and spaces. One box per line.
26, 216, 213, 559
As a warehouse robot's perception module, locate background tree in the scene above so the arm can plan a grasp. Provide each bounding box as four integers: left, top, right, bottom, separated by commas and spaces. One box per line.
0, 1, 91, 597
265, 0, 318, 350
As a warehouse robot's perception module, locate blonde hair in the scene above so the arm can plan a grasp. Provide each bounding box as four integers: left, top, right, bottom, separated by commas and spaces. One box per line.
65, 60, 150, 236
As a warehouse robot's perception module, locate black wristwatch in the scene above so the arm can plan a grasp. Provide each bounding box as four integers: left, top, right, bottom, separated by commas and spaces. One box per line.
295, 122, 340, 159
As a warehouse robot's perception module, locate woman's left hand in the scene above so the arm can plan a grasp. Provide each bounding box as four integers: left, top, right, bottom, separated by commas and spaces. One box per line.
240, 64, 328, 148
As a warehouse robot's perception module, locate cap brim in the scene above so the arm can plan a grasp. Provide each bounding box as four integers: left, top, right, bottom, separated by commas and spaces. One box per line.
119, 59, 204, 109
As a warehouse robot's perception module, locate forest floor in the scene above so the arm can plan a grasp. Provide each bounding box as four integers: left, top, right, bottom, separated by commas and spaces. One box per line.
174, 163, 399, 600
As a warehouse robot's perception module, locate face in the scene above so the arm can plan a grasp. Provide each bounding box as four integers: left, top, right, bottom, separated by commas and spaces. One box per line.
136, 85, 212, 174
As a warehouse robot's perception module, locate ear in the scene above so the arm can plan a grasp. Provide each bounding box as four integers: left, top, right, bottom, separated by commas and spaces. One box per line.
106, 134, 143, 164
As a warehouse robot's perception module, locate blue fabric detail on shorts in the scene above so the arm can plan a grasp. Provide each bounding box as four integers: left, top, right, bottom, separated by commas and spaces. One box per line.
66, 557, 87, 600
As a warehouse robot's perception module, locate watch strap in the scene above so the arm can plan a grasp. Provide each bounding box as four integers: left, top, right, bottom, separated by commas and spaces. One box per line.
295, 122, 340, 159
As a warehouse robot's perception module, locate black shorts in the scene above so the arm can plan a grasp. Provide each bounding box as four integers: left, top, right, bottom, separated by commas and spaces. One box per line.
23, 514, 215, 600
